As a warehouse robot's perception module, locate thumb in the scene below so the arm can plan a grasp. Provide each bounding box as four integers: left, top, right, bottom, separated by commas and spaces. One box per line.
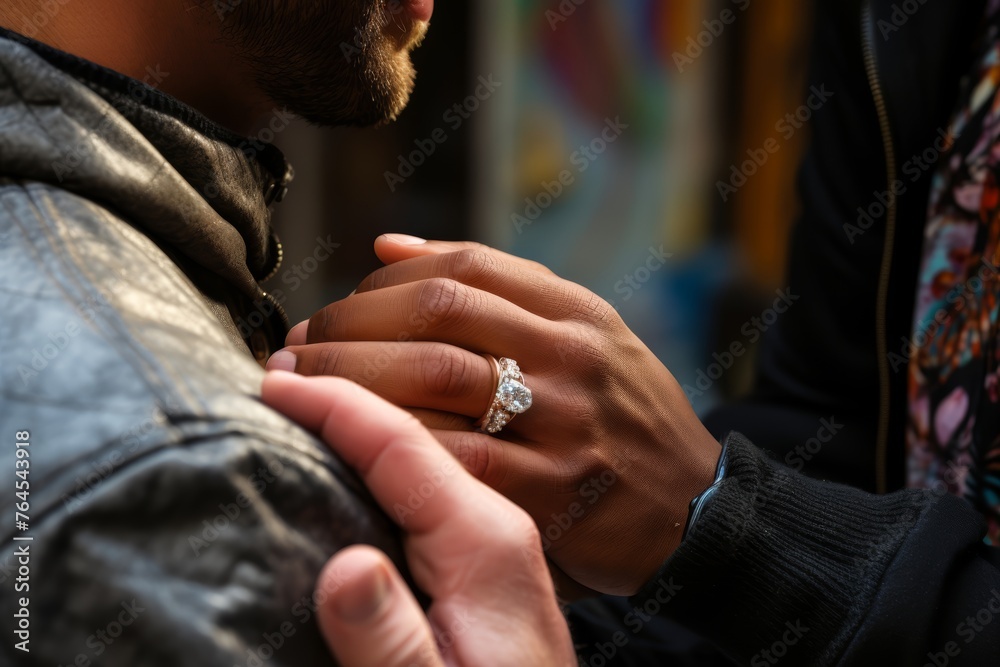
317, 546, 444, 667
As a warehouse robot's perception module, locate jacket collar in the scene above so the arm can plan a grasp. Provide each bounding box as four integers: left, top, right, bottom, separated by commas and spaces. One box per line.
0, 28, 291, 291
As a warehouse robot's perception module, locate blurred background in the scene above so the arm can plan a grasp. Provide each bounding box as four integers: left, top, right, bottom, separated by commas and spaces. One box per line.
268, 0, 814, 416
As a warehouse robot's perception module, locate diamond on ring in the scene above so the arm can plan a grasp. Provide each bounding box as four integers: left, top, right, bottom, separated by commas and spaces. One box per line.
498, 380, 532, 413
477, 356, 532, 434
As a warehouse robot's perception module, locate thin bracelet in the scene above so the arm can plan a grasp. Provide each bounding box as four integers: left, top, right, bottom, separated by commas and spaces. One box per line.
683, 439, 729, 538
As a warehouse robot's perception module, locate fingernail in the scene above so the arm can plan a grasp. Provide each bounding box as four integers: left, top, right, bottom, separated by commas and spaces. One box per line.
335, 564, 389, 623
266, 350, 297, 373
382, 233, 426, 245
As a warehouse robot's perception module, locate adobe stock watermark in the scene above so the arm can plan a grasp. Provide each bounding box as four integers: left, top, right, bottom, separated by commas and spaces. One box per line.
606, 245, 673, 309
348, 309, 439, 387
235, 234, 338, 341
16, 278, 126, 387
718, 84, 834, 202
8, 0, 71, 39
276, 235, 341, 292
55, 600, 146, 667
784, 417, 844, 471
385, 75, 503, 192
188, 459, 285, 556
199, 107, 295, 203
683, 288, 800, 400
52, 65, 171, 182
243, 568, 472, 667
578, 577, 684, 667
886, 254, 1000, 373
843, 127, 949, 244
237, 108, 296, 163
60, 407, 171, 514
391, 458, 459, 525
523, 454, 633, 564
922, 589, 1000, 667
537, 470, 618, 553
232, 295, 284, 344
877, 0, 931, 40
545, 0, 588, 31
512, 116, 629, 234
755, 418, 846, 515
750, 620, 810, 666
672, 0, 752, 73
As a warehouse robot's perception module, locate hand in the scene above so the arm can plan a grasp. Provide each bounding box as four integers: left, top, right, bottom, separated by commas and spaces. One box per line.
270, 235, 722, 596
261, 372, 574, 667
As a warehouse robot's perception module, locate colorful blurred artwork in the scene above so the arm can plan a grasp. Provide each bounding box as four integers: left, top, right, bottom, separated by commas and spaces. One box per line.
485, 0, 726, 413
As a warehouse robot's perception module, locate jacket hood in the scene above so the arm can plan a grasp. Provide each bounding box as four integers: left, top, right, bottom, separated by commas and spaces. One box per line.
0, 29, 292, 298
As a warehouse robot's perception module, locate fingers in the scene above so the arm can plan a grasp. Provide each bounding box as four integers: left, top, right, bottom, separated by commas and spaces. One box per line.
362, 243, 590, 322
264, 372, 576, 665
269, 342, 496, 419
408, 408, 477, 432
285, 319, 308, 346
317, 546, 443, 667
303, 280, 562, 361
428, 429, 561, 503
374, 235, 556, 277
261, 372, 500, 537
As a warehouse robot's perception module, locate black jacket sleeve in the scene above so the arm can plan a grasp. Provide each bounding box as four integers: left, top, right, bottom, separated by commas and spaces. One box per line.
636, 432, 1000, 666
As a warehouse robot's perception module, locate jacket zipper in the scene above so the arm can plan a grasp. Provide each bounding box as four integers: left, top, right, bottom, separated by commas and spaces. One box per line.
861, 0, 898, 494
259, 169, 291, 338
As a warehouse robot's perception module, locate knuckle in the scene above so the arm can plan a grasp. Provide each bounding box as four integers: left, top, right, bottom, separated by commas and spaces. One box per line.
555, 325, 606, 370
574, 290, 615, 325
449, 248, 498, 284
420, 346, 472, 398
417, 278, 470, 326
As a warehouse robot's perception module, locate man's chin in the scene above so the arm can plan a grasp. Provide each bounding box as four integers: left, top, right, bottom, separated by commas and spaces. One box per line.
363, 21, 429, 126
370, 65, 417, 128
227, 7, 430, 129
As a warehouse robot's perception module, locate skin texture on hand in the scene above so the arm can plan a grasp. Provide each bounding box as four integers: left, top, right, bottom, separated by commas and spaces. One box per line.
261, 372, 575, 667
271, 236, 722, 596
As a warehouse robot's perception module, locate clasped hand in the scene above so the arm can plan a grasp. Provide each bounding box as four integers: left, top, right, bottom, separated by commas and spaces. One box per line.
270, 234, 721, 596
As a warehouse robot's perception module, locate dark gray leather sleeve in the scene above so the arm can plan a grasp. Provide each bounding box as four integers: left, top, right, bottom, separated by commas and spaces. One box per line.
0, 181, 401, 666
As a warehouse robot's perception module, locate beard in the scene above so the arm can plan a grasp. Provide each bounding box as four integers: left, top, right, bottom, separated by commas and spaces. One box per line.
214, 0, 428, 127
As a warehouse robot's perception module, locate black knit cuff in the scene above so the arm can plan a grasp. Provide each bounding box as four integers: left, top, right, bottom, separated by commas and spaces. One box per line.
634, 432, 932, 666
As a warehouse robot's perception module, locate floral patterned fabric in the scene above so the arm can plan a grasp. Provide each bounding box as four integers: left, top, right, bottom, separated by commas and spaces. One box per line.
908, 0, 1000, 545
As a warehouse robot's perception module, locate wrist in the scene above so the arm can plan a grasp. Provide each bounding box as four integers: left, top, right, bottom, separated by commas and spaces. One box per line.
684, 436, 729, 538
643, 425, 722, 580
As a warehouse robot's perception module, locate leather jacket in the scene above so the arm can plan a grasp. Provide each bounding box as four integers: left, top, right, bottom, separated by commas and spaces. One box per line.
0, 30, 401, 666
